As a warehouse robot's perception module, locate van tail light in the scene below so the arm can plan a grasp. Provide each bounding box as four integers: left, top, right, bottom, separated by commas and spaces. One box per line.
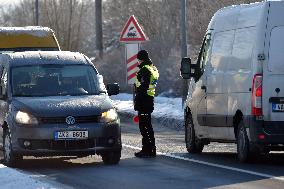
252, 74, 263, 116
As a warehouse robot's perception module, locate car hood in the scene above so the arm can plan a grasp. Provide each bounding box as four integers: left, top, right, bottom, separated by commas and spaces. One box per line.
12, 94, 114, 117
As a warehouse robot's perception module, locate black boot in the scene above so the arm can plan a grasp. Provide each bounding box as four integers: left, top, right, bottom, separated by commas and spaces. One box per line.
149, 147, 156, 157
134, 150, 145, 158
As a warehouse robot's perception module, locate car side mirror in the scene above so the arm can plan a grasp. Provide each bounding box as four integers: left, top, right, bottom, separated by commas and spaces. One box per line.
180, 57, 192, 79
180, 57, 201, 81
107, 83, 120, 96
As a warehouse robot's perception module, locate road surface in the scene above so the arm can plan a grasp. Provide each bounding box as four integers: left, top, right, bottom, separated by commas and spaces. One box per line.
0, 121, 284, 189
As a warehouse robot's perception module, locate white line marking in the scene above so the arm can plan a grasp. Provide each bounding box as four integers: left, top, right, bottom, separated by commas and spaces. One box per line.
123, 144, 284, 182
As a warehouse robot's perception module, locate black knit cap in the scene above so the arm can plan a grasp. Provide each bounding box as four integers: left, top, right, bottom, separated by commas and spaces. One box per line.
137, 50, 149, 61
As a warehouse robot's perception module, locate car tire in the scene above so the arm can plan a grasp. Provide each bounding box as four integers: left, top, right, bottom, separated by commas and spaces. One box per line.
262, 148, 270, 155
3, 128, 22, 167
185, 112, 204, 153
101, 151, 121, 165
237, 121, 259, 163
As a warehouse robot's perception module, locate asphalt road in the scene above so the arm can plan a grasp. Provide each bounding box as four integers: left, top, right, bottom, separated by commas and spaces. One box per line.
0, 121, 284, 189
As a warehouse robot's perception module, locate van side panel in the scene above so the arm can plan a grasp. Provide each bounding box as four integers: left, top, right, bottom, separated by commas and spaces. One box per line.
206, 30, 234, 139
226, 27, 257, 139
204, 3, 263, 140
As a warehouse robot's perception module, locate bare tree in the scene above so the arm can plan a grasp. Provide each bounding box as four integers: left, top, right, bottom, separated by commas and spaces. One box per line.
0, 0, 260, 95
95, 0, 103, 58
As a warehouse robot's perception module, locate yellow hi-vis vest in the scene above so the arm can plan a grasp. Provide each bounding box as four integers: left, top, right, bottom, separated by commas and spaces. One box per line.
135, 64, 159, 97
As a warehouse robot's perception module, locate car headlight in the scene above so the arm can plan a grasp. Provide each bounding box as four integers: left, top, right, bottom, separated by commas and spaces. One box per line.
15, 111, 38, 125
101, 109, 118, 123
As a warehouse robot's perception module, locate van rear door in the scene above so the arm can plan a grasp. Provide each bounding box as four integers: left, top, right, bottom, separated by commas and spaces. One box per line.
263, 2, 284, 123
263, 26, 284, 121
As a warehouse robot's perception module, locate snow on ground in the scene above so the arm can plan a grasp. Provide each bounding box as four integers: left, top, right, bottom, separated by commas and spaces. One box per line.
0, 164, 57, 189
110, 93, 183, 121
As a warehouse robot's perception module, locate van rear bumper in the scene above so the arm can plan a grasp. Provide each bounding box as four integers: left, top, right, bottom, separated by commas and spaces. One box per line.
245, 116, 284, 145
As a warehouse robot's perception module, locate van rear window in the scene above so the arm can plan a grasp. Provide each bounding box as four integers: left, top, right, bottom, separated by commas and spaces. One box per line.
268, 26, 284, 72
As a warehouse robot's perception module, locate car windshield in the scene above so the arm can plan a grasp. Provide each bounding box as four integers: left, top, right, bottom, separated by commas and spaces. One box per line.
11, 64, 101, 97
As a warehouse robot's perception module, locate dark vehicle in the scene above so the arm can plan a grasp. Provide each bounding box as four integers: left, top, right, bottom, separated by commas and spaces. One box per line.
0, 51, 121, 167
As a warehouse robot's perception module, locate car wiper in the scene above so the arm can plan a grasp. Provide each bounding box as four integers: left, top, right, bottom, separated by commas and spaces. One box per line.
68, 93, 102, 96
13, 94, 35, 97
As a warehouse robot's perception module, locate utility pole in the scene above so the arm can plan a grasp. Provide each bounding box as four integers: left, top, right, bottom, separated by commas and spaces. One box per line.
35, 0, 39, 25
181, 0, 188, 106
95, 0, 103, 58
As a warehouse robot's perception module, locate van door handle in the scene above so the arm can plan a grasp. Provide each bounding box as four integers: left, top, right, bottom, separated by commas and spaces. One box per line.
201, 85, 207, 91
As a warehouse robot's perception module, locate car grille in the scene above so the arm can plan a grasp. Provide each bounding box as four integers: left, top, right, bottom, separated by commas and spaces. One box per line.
39, 115, 101, 124
19, 138, 109, 150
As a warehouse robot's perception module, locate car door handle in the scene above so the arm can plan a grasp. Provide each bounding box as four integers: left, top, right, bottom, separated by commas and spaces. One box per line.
201, 85, 207, 90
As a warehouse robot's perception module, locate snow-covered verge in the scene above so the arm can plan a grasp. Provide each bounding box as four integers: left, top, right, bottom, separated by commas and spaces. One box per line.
0, 164, 58, 189
110, 93, 184, 130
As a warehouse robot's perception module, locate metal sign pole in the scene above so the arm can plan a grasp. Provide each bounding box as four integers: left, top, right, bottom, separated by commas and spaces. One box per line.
119, 15, 147, 87
125, 43, 140, 85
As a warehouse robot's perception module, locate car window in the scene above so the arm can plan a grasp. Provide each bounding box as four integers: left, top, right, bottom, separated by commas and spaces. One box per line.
211, 30, 234, 72
11, 64, 100, 97
229, 27, 256, 71
194, 34, 211, 81
199, 34, 211, 71
268, 26, 284, 72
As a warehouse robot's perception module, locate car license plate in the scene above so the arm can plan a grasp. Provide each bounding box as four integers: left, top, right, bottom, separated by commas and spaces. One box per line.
272, 104, 284, 112
54, 131, 88, 140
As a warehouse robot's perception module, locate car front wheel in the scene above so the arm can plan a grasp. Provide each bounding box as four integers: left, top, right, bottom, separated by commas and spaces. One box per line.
237, 121, 259, 163
3, 128, 22, 167
185, 112, 204, 153
101, 151, 121, 165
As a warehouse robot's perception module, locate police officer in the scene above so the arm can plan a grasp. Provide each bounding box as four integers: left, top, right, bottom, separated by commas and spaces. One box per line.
134, 50, 159, 158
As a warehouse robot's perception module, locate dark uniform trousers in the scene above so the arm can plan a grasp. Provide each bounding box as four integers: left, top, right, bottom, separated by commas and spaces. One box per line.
138, 112, 156, 153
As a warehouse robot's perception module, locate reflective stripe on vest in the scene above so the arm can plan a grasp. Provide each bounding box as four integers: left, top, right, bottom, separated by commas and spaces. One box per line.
135, 64, 159, 97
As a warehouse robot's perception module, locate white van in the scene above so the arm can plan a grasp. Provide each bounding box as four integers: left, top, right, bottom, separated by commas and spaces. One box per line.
180, 1, 284, 162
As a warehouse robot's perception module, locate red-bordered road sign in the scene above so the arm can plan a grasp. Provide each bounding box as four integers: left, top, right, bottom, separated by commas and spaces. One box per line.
120, 15, 147, 42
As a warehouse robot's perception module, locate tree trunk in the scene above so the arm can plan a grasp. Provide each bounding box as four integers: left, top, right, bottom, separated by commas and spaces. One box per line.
67, 0, 74, 50
95, 0, 103, 58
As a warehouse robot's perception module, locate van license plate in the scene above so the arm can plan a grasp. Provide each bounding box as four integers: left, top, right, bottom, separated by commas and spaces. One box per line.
272, 104, 284, 112
54, 131, 88, 140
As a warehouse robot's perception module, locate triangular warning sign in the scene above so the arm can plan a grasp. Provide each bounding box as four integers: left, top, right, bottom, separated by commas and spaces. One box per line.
120, 15, 147, 42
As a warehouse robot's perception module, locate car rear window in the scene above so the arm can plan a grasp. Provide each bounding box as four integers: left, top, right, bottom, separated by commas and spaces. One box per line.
268, 26, 284, 72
